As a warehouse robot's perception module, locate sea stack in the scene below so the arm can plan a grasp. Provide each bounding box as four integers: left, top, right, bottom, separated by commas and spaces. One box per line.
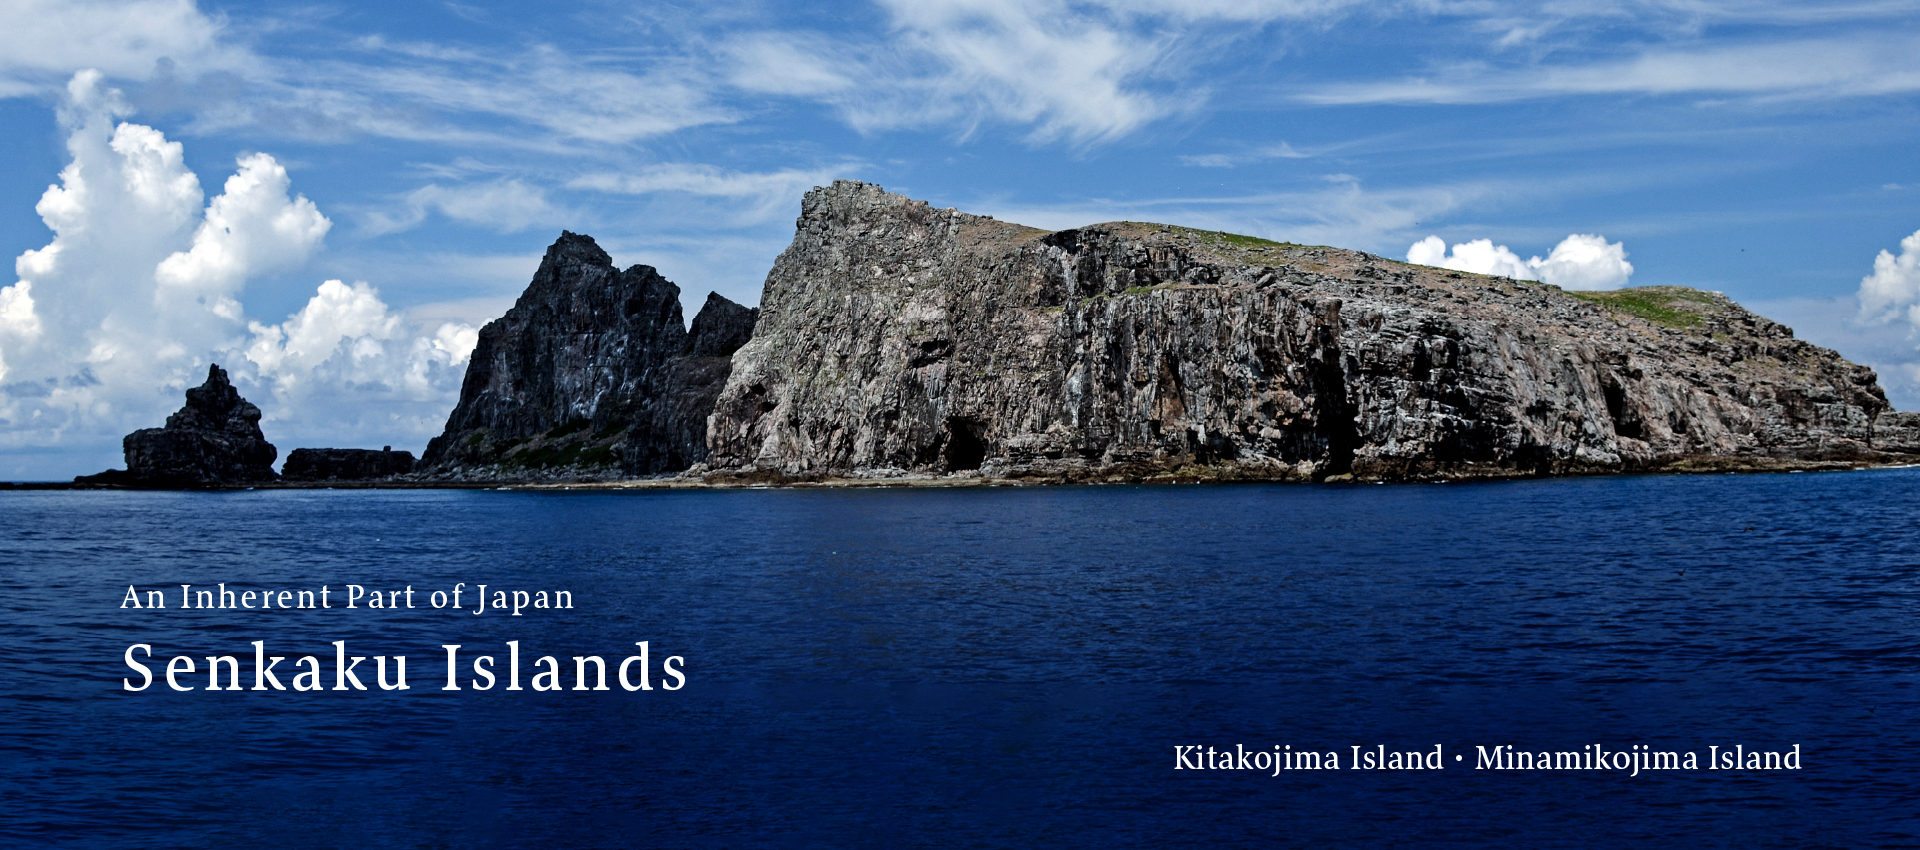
79, 364, 278, 486
704, 180, 1899, 481
421, 232, 758, 478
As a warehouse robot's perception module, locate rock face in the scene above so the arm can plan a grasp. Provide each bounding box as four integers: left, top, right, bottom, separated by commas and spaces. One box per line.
706, 180, 1900, 482
282, 448, 416, 481
1871, 411, 1920, 454
421, 232, 758, 477
81, 364, 278, 485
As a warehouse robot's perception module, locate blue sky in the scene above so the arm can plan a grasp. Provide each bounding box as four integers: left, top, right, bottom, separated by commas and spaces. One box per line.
3, 0, 1920, 479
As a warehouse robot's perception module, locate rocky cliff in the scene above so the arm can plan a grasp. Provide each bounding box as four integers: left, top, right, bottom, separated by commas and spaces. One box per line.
78, 364, 278, 486
704, 180, 1901, 482
282, 447, 416, 481
421, 232, 757, 478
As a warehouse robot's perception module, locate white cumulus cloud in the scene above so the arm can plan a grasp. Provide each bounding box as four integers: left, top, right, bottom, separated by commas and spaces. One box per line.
0, 71, 479, 475
157, 154, 330, 301
1856, 227, 1920, 327
2, 70, 220, 442
242, 280, 476, 447
1407, 235, 1535, 280
1406, 233, 1632, 289
1531, 233, 1634, 290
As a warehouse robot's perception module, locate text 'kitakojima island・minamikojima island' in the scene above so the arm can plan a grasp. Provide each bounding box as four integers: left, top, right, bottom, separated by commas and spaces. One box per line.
74, 180, 1920, 488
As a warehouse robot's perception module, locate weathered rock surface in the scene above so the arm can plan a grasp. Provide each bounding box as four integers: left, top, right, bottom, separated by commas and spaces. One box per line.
706, 180, 1905, 482
1870, 411, 1920, 454
421, 232, 757, 478
78, 364, 278, 486
282, 447, 416, 481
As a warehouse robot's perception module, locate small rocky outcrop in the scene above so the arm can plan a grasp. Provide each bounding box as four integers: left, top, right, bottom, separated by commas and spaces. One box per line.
78, 364, 278, 486
420, 232, 758, 478
704, 180, 1901, 482
282, 448, 416, 481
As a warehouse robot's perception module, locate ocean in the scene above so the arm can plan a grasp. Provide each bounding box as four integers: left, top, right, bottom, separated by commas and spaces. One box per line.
4, 471, 1916, 847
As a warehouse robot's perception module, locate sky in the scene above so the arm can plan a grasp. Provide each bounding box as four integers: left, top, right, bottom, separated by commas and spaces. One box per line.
3, 0, 1920, 480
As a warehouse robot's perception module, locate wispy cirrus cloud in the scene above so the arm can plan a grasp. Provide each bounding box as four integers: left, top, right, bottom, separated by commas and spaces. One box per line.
725, 1, 1173, 145
969, 174, 1483, 254
569, 163, 856, 223
1180, 142, 1312, 168
719, 0, 1381, 146
1301, 33, 1920, 104
170, 37, 737, 152
359, 179, 563, 236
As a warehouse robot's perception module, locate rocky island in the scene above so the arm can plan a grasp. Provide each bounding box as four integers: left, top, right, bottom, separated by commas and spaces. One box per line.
419, 180, 1910, 485
70, 366, 420, 488
281, 448, 416, 481
64, 181, 1915, 489
76, 364, 279, 487
418, 232, 757, 480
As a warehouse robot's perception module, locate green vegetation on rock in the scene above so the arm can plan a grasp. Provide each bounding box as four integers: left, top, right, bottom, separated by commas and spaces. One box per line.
1174, 227, 1296, 250
1566, 287, 1720, 329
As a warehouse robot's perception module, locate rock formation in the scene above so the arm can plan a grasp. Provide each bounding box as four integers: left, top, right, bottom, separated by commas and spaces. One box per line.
1870, 411, 1920, 454
78, 364, 278, 486
282, 447, 416, 481
421, 232, 757, 478
704, 180, 1903, 482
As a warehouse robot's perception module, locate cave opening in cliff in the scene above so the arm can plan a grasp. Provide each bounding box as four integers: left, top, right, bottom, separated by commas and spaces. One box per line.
1602, 380, 1645, 440
944, 419, 988, 472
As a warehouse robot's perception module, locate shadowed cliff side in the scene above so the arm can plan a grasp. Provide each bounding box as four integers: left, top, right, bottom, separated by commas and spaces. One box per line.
705, 180, 1901, 483
76, 364, 279, 487
282, 448, 416, 481
421, 232, 757, 479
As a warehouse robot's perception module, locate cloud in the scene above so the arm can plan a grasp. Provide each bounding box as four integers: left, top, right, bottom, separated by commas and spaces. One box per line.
362, 179, 559, 235
1097, 0, 1361, 22
1180, 142, 1310, 168
723, 33, 857, 97
0, 71, 476, 472
568, 163, 852, 223
978, 175, 1476, 254
1530, 233, 1634, 290
725, 0, 1178, 145
1857, 228, 1920, 326
242, 280, 476, 447
1407, 235, 1535, 279
325, 41, 734, 145
1756, 292, 1920, 411
1773, 226, 1920, 412
136, 35, 735, 154
155, 153, 330, 313
1302, 34, 1920, 105
1406, 233, 1633, 289
0, 0, 246, 98
2, 70, 218, 435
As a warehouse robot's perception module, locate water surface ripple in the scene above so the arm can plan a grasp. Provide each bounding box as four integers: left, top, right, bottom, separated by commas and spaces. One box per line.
3, 471, 1915, 846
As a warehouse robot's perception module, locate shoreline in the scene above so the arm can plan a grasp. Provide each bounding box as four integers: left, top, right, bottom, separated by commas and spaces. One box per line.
5, 455, 1908, 491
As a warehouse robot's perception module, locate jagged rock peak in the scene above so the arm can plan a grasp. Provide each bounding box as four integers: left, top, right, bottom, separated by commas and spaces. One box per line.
533, 231, 616, 286
79, 363, 279, 486
167, 363, 266, 436
688, 291, 759, 358
421, 231, 757, 479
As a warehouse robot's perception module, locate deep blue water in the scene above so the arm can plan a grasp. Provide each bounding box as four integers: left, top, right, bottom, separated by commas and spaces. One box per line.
3, 471, 1917, 847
